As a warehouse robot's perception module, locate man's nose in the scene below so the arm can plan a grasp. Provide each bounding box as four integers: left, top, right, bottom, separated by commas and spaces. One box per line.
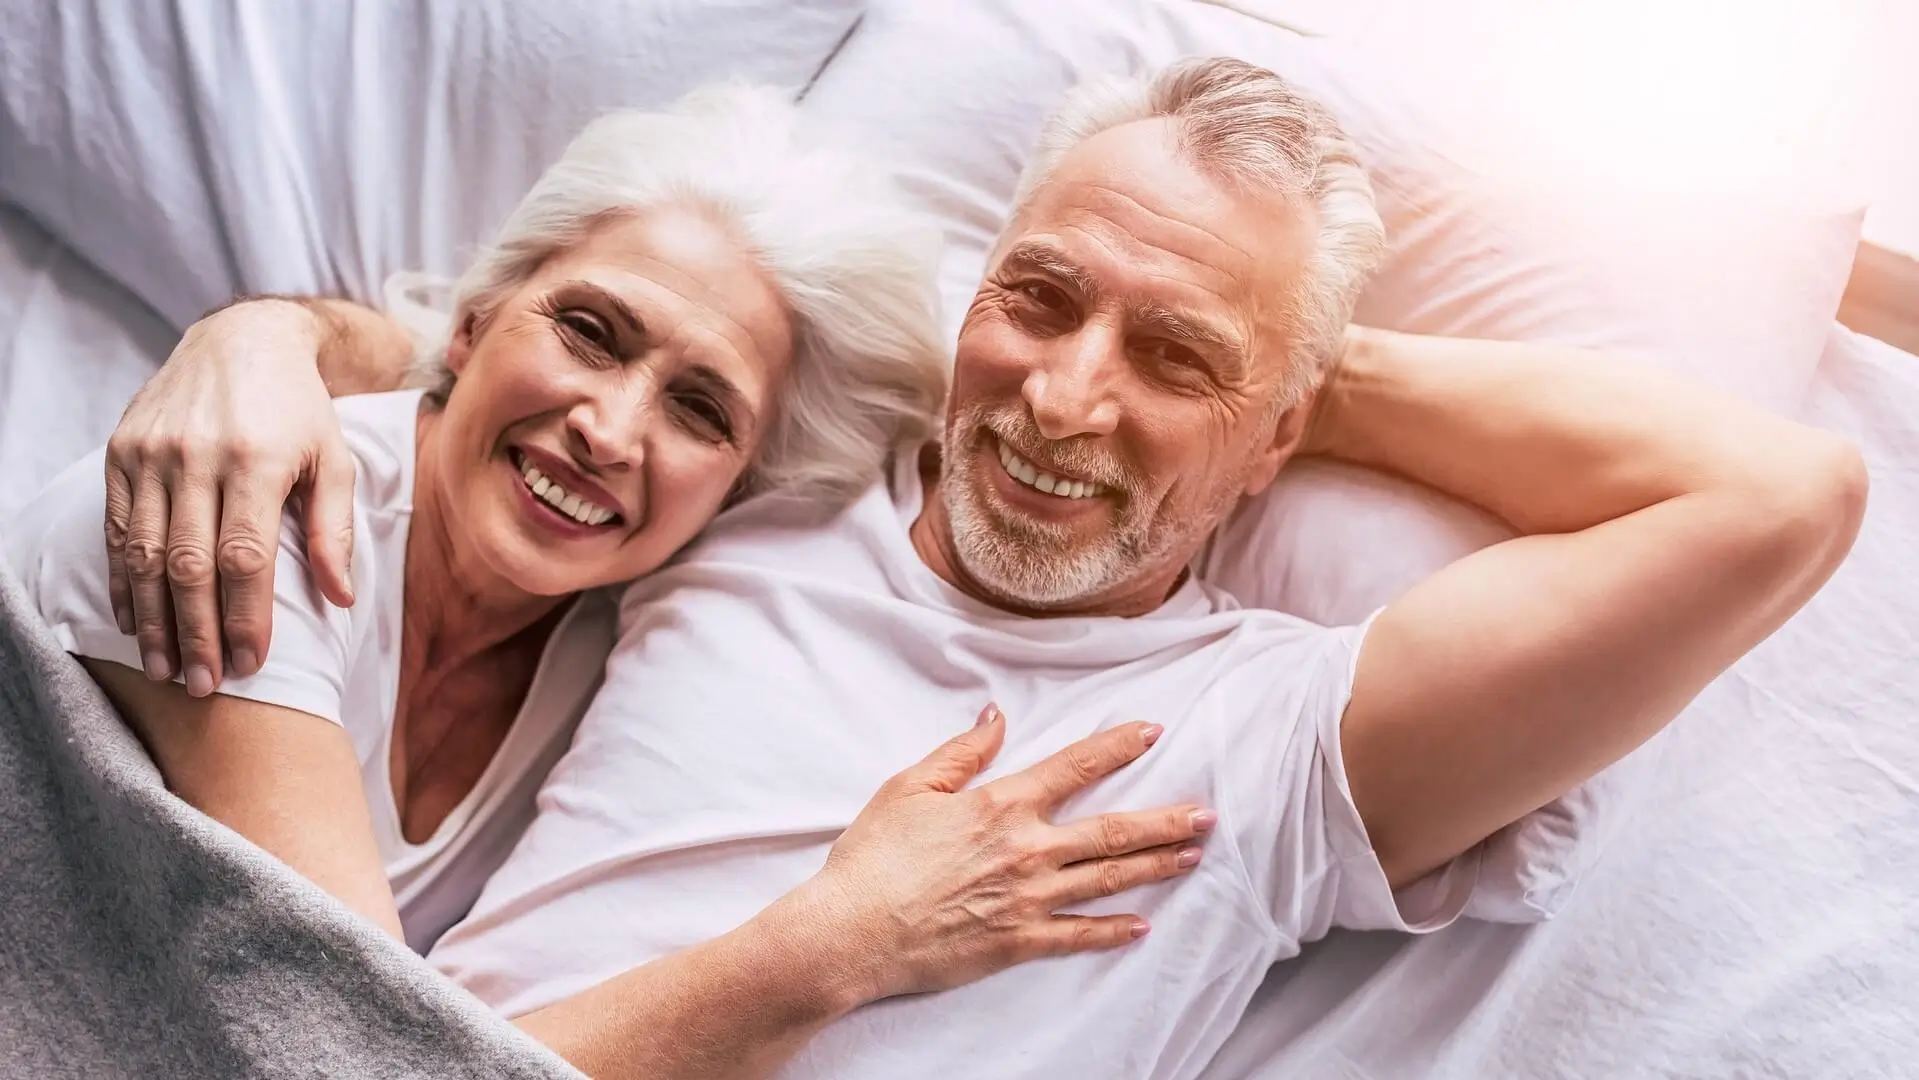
1022, 322, 1122, 440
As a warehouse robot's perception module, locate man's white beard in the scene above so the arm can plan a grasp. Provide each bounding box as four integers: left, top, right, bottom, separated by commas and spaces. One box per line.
940, 405, 1152, 609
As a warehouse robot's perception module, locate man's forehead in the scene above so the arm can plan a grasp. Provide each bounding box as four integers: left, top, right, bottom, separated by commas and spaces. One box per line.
1002, 120, 1316, 364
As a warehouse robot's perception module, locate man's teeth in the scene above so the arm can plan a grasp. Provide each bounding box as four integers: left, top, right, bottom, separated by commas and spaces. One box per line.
997, 440, 1104, 500
518, 457, 617, 526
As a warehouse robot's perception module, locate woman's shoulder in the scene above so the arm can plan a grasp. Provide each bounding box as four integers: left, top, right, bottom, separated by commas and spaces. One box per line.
331, 388, 428, 514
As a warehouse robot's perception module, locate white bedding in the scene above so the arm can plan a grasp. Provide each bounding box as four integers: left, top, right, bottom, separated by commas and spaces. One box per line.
7, 199, 1913, 1078
0, 203, 165, 515
4, 17, 1916, 1068
1208, 325, 1919, 1080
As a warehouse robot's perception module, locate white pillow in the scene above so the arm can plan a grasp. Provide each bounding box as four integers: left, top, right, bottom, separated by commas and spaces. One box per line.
0, 0, 865, 329
805, 0, 1864, 919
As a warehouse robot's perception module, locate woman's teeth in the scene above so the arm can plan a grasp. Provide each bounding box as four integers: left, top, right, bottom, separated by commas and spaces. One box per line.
518, 457, 617, 526
997, 439, 1104, 500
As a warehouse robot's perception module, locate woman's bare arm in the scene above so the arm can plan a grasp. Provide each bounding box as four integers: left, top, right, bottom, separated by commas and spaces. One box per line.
514, 713, 1208, 1080
75, 684, 1207, 1080
82, 659, 404, 938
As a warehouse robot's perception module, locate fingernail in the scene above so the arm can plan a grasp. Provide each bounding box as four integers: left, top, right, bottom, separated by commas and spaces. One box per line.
1189, 809, 1218, 833
141, 651, 171, 681
1130, 919, 1151, 939
1176, 846, 1203, 869
231, 648, 259, 677
185, 665, 214, 698
1141, 724, 1164, 746
978, 704, 1003, 728
115, 610, 135, 635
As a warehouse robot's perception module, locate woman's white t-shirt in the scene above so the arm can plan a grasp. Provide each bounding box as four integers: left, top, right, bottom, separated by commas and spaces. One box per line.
3, 389, 616, 952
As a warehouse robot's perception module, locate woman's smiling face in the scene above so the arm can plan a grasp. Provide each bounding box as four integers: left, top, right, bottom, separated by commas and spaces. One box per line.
431, 205, 795, 596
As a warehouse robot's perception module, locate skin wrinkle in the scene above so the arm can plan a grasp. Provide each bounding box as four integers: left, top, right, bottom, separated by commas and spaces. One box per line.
915, 119, 1316, 618
387, 206, 794, 842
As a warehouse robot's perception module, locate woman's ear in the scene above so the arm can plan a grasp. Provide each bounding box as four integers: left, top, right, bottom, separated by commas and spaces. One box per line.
444, 310, 480, 376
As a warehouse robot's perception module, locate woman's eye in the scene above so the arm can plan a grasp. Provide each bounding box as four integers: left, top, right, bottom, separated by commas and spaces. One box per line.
673, 393, 734, 443
555, 309, 614, 348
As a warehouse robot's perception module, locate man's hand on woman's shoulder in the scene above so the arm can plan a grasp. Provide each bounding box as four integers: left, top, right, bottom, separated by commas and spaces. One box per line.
103, 296, 406, 696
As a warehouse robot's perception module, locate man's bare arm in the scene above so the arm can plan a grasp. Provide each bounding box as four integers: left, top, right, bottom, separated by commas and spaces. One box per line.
106, 297, 410, 697
264, 295, 417, 397
1315, 328, 1867, 887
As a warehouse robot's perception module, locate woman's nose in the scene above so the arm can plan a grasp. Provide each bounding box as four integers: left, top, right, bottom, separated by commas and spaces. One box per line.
565, 386, 650, 472
1022, 323, 1122, 440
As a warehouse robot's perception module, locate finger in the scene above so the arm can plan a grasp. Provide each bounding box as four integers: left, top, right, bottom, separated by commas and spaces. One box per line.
103, 452, 137, 635
165, 471, 225, 696
1025, 914, 1153, 960
993, 721, 1164, 812
303, 435, 358, 608
1042, 843, 1203, 909
218, 470, 297, 677
889, 703, 1008, 796
1050, 804, 1216, 865
123, 475, 179, 682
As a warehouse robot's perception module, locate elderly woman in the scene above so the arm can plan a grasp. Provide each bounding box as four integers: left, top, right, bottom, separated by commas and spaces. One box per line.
2, 88, 1210, 1078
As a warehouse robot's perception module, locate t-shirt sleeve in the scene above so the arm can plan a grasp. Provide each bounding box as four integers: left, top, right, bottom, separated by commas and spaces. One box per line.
1223, 611, 1481, 945
3, 449, 359, 726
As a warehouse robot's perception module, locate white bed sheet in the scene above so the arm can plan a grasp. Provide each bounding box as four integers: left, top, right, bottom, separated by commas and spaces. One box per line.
4, 187, 1915, 1080
1209, 325, 1919, 1080
0, 201, 167, 515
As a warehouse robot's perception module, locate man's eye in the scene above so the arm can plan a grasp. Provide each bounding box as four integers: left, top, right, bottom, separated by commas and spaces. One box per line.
1014, 281, 1068, 312
1143, 340, 1206, 377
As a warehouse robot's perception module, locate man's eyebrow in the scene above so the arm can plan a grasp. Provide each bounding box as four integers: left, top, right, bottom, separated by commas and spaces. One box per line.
997, 243, 1101, 300
1129, 301, 1250, 378
556, 279, 645, 334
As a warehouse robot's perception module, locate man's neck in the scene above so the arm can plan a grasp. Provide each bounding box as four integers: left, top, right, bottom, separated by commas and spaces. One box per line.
906, 444, 1188, 620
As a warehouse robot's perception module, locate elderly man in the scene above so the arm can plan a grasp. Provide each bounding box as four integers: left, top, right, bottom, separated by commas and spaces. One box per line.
103, 59, 1862, 1080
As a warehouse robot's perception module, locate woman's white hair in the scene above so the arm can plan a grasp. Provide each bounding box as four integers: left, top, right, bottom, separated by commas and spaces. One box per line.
388, 84, 949, 503
1010, 58, 1385, 409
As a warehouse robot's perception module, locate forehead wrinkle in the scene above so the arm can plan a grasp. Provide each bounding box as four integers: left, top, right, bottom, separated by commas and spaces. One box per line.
588, 260, 780, 379
1054, 221, 1256, 366
552, 223, 790, 374
1070, 182, 1306, 389
1070, 180, 1263, 278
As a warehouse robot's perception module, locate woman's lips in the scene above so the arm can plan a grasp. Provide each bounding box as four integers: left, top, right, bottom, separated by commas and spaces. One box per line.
507, 451, 621, 538
510, 443, 629, 524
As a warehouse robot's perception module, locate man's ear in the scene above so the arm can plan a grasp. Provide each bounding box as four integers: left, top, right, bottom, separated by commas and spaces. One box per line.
444, 310, 479, 376
1241, 388, 1317, 497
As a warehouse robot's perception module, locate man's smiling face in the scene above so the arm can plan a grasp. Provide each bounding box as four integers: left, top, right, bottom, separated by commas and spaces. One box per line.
936, 117, 1320, 613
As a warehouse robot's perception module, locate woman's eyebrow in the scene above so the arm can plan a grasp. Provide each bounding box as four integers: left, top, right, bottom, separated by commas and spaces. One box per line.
556, 279, 646, 334
683, 364, 756, 430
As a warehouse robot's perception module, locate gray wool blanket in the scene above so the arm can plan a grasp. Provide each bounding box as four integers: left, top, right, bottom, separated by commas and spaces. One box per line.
0, 556, 581, 1079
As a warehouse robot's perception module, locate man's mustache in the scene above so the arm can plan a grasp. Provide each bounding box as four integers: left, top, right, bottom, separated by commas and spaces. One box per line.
961, 405, 1140, 496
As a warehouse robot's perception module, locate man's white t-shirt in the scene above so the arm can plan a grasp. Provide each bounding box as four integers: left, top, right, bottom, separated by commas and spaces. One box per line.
3, 389, 616, 952
429, 451, 1482, 1080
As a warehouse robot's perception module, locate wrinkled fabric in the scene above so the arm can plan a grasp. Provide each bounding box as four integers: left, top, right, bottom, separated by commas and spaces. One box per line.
0, 557, 580, 1079
1208, 326, 1919, 1080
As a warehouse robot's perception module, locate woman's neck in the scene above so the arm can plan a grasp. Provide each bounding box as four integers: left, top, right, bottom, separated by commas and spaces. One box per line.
406, 411, 565, 672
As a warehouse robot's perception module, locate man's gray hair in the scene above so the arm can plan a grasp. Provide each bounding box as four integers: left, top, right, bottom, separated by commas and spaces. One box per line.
393, 84, 949, 503
1011, 57, 1385, 408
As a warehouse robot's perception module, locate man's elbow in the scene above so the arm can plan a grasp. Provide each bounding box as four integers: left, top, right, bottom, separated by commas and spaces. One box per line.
1751, 435, 1869, 588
